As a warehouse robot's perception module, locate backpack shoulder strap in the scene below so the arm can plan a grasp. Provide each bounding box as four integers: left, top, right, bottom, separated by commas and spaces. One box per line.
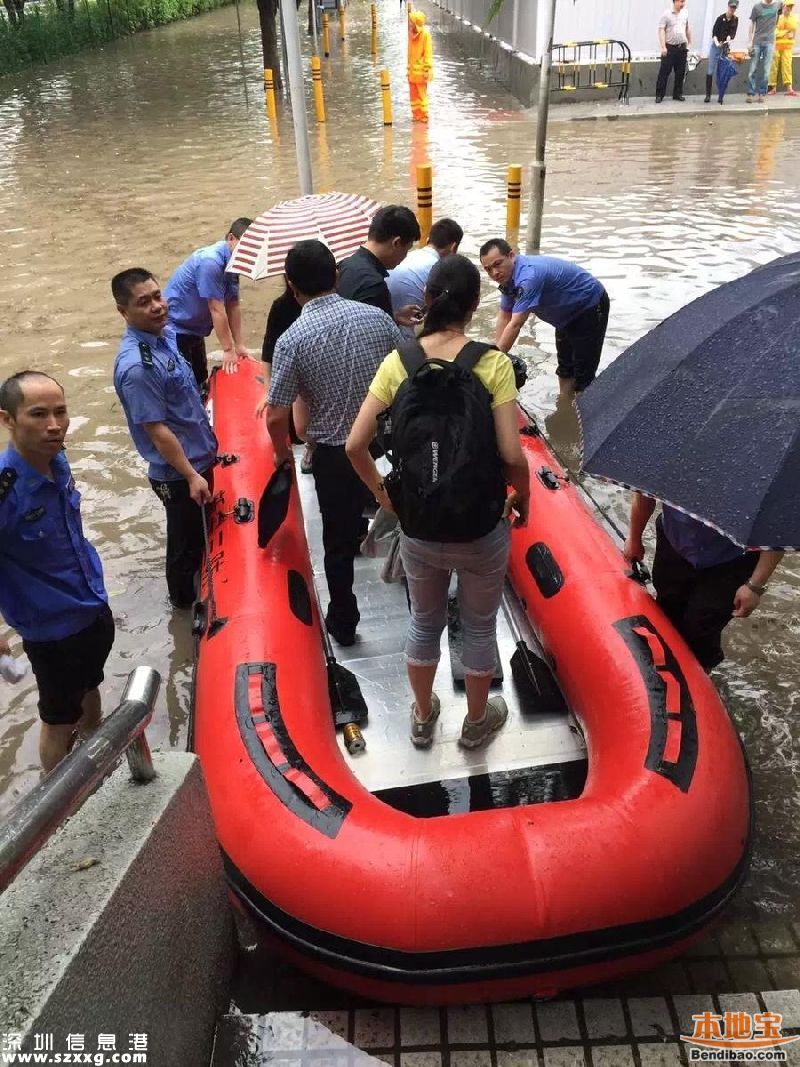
455, 340, 495, 374
398, 339, 428, 377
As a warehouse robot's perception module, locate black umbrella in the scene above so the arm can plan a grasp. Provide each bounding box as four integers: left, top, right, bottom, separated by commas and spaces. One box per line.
577, 252, 800, 551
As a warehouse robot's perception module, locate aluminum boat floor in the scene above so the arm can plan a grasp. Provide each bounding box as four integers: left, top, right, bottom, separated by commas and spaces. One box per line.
295, 449, 587, 803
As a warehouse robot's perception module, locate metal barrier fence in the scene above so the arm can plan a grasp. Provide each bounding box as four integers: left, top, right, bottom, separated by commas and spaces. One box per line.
551, 39, 632, 103
0, 666, 161, 893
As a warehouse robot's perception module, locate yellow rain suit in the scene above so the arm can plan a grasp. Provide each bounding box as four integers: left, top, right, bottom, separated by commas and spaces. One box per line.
408, 10, 434, 121
769, 6, 797, 91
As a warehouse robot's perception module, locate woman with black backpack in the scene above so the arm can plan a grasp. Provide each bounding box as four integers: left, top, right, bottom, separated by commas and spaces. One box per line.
346, 254, 530, 749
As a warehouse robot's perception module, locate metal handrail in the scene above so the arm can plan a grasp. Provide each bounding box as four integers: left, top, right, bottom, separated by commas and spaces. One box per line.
0, 666, 161, 893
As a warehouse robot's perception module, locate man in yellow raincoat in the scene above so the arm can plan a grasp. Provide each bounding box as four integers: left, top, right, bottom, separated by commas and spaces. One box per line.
408, 10, 434, 121
768, 0, 798, 95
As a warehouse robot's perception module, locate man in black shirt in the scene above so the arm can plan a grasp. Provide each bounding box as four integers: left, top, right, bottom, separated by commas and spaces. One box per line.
337, 205, 421, 327
706, 1, 739, 102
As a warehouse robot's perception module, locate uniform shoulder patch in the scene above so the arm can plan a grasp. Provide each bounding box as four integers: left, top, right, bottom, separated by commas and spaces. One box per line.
0, 467, 18, 504
138, 341, 154, 367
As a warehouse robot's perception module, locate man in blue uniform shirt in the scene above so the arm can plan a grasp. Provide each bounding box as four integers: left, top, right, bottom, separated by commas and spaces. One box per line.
479, 238, 609, 399
112, 268, 217, 610
0, 371, 114, 772
164, 217, 253, 387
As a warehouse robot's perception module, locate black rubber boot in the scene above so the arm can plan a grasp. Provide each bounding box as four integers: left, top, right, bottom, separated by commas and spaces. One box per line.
704, 75, 712, 103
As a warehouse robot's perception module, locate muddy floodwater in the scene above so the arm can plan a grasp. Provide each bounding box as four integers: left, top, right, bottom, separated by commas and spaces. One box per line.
1, 0, 799, 927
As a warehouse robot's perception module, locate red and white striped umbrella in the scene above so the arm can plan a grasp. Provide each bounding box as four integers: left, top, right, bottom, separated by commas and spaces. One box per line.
228, 192, 381, 281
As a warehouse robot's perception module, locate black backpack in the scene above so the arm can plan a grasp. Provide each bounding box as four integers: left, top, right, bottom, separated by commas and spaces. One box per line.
383, 339, 507, 543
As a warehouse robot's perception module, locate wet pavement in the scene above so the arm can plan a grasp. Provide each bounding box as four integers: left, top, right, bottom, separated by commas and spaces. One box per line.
548, 90, 800, 123
1, 0, 800, 1030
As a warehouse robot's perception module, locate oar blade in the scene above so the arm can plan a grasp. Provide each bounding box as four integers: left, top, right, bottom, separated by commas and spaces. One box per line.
328, 663, 369, 727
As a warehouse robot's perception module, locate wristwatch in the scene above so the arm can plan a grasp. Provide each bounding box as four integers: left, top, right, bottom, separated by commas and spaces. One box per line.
746, 579, 768, 595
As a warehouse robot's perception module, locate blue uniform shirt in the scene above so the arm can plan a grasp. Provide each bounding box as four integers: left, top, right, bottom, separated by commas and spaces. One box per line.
499, 255, 604, 329
164, 240, 240, 338
0, 447, 107, 642
661, 505, 746, 570
113, 325, 217, 482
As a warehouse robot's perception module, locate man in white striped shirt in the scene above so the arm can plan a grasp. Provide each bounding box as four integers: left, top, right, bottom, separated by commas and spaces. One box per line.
656, 0, 693, 102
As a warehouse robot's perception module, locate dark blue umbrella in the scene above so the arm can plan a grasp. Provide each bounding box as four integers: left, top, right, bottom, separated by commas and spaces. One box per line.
577, 252, 800, 551
716, 54, 738, 100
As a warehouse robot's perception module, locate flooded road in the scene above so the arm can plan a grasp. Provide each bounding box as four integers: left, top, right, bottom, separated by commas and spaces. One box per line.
1, 0, 799, 927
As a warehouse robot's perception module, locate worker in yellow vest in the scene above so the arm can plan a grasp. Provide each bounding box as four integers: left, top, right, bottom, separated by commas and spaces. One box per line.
408, 10, 434, 121
768, 0, 798, 95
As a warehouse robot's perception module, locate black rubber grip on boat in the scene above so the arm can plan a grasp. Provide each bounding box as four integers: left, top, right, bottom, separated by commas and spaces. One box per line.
287, 570, 313, 626
235, 662, 352, 838
525, 543, 565, 599
614, 615, 698, 793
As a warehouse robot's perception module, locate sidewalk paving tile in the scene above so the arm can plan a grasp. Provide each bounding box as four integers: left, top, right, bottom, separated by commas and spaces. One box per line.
591, 1048, 636, 1067
672, 994, 716, 1036
492, 1002, 537, 1045
727, 959, 773, 993
718, 993, 761, 1015
627, 998, 673, 1039
636, 1045, 683, 1067
354, 1009, 396, 1048
400, 1055, 442, 1067
755, 923, 798, 956
582, 999, 628, 1040
400, 1009, 442, 1048
762, 989, 800, 1028
542, 1048, 585, 1067
496, 1053, 539, 1067
535, 1001, 581, 1042
447, 1005, 490, 1045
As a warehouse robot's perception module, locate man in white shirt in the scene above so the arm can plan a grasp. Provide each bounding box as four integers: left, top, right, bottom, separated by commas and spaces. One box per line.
656, 0, 693, 102
387, 218, 463, 339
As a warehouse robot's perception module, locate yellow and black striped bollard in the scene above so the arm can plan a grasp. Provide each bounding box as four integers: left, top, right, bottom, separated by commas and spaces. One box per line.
416, 162, 432, 245
311, 55, 326, 123
380, 69, 393, 126
338, 4, 346, 41
506, 164, 522, 232
370, 3, 378, 59
264, 68, 278, 124
322, 12, 330, 58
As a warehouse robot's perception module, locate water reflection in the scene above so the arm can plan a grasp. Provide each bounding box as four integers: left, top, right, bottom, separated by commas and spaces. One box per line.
0, 0, 799, 921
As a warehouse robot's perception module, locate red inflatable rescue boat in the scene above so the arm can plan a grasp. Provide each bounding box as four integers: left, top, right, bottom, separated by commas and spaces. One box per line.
191, 360, 751, 1005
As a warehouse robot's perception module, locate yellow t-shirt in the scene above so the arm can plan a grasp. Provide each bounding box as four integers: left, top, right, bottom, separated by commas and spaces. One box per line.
369, 347, 518, 410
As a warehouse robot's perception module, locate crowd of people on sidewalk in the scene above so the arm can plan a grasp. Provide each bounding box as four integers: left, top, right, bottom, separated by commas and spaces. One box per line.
0, 203, 784, 772
656, 0, 797, 104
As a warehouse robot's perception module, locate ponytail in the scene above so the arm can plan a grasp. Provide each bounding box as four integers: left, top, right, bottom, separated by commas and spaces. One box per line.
418, 254, 481, 338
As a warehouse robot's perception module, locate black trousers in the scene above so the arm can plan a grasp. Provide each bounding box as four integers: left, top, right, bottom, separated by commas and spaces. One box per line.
312, 444, 371, 634
176, 333, 208, 389
656, 45, 688, 100
149, 469, 213, 609
555, 290, 610, 392
652, 518, 757, 672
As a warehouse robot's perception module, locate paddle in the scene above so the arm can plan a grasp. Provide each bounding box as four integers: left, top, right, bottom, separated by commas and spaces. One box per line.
257, 462, 293, 548
501, 583, 567, 715
256, 461, 369, 750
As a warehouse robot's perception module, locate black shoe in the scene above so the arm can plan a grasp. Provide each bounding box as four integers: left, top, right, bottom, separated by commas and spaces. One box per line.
718, 97, 724, 104
655, 95, 664, 103
673, 95, 686, 101
704, 95, 711, 103
325, 616, 358, 647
